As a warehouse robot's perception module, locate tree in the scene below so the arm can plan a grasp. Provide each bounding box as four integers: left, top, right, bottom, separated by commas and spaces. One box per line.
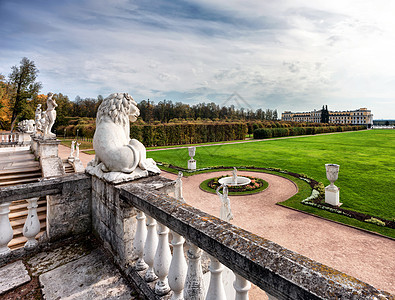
0, 74, 12, 130
8, 57, 42, 131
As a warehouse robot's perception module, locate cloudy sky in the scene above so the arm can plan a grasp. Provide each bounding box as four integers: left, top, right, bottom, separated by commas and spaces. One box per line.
1, 0, 394, 118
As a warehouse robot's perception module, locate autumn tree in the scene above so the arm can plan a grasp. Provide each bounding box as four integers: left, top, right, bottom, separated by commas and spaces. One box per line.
8, 57, 42, 131
0, 74, 12, 130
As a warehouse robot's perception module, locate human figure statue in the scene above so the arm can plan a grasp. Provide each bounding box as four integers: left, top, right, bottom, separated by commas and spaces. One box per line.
26, 120, 35, 133
46, 92, 57, 137
216, 184, 233, 222
174, 171, 185, 203
40, 112, 49, 137
35, 104, 42, 133
76, 142, 81, 159
70, 140, 76, 158
232, 167, 238, 184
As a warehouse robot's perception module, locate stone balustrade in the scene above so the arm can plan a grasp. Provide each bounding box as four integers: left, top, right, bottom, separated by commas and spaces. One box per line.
0, 174, 91, 262
1, 173, 392, 299
0, 132, 19, 145
119, 178, 391, 300
0, 197, 41, 256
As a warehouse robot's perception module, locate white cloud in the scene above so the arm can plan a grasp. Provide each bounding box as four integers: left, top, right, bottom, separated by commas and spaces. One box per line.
0, 0, 394, 118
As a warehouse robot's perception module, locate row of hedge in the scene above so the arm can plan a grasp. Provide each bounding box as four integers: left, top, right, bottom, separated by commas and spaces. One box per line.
60, 122, 248, 146
253, 125, 367, 139
130, 122, 248, 147
245, 121, 358, 134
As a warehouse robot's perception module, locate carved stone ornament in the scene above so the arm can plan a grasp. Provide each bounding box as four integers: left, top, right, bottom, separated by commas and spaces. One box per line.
86, 93, 160, 183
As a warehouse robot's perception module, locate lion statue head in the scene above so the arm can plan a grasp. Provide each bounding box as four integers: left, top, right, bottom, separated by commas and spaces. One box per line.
96, 93, 139, 128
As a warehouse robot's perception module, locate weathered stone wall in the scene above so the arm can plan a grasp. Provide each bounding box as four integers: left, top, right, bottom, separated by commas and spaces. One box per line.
91, 175, 175, 268
91, 176, 138, 267
46, 175, 92, 241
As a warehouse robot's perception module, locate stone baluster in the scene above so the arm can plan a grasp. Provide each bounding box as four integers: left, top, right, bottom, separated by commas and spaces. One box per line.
154, 223, 171, 295
168, 232, 187, 300
206, 256, 227, 300
184, 243, 205, 300
0, 202, 13, 256
234, 273, 251, 300
134, 210, 148, 270
144, 215, 158, 282
23, 197, 41, 249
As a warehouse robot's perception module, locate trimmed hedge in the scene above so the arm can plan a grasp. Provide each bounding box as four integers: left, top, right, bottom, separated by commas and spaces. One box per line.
130, 122, 247, 147
253, 125, 367, 139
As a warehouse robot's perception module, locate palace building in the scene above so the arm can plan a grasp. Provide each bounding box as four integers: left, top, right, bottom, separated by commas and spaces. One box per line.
282, 107, 373, 126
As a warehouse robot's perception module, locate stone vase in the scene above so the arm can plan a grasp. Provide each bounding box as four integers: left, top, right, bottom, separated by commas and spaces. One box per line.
188, 146, 196, 160
325, 164, 339, 187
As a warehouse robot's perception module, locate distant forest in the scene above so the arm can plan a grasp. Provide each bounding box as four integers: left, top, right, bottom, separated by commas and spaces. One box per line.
64, 96, 279, 123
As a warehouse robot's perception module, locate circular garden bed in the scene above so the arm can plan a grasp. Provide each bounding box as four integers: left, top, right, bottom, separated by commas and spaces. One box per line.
200, 175, 269, 196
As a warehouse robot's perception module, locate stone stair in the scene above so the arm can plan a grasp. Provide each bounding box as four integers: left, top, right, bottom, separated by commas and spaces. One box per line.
0, 149, 46, 250
62, 159, 75, 174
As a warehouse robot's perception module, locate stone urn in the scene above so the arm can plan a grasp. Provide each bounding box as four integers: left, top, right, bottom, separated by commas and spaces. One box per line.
188, 146, 196, 160
325, 164, 339, 187
188, 147, 196, 170
325, 164, 341, 206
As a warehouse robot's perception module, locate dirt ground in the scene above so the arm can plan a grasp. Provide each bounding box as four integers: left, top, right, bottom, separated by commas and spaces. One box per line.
58, 144, 395, 297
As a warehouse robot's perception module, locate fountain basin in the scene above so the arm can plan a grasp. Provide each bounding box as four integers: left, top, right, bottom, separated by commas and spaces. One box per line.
218, 176, 251, 187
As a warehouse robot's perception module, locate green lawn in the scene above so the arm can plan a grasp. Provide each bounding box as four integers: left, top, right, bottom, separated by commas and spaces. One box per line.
147, 130, 395, 223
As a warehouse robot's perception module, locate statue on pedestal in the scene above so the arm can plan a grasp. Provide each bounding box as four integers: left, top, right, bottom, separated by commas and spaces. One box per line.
86, 93, 160, 183
76, 142, 81, 159
69, 140, 76, 158
40, 112, 49, 137
45, 92, 57, 137
174, 171, 185, 203
34, 104, 42, 134
216, 184, 233, 222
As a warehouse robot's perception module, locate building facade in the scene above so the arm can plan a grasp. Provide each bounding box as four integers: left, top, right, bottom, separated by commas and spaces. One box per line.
282, 108, 373, 125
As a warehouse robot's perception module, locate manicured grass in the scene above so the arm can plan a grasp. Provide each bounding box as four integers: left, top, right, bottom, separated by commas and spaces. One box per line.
148, 130, 395, 223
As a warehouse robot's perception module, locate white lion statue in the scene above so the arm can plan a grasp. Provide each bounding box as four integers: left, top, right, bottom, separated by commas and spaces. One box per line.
88, 93, 159, 178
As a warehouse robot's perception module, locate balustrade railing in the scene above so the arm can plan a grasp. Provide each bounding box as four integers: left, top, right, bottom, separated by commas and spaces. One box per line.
0, 132, 19, 145
119, 178, 391, 300
0, 198, 41, 255
1, 173, 391, 299
0, 174, 90, 259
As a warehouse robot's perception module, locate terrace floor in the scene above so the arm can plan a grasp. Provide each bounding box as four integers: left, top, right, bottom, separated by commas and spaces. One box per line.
0, 237, 142, 299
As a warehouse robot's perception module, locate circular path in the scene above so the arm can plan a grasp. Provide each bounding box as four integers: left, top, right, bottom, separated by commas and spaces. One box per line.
58, 144, 394, 297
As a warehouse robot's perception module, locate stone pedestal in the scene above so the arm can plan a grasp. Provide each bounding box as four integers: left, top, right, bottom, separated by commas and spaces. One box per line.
325, 185, 341, 206
37, 138, 60, 159
31, 136, 40, 158
70, 158, 85, 173
188, 159, 196, 170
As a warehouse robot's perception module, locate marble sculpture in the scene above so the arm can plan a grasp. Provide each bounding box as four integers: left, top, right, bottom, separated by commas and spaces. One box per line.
87, 93, 160, 182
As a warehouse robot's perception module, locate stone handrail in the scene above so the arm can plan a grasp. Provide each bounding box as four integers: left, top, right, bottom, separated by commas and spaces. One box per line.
0, 174, 91, 256
119, 181, 392, 300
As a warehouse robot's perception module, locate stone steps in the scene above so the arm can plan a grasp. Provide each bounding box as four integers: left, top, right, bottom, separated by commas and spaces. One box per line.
0, 147, 47, 251
62, 159, 75, 174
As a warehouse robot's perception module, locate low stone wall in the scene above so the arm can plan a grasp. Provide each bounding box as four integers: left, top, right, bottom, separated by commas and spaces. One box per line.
91, 175, 175, 268
46, 174, 92, 241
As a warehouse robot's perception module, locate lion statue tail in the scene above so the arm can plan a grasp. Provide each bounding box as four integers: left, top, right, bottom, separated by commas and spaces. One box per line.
125, 144, 141, 173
